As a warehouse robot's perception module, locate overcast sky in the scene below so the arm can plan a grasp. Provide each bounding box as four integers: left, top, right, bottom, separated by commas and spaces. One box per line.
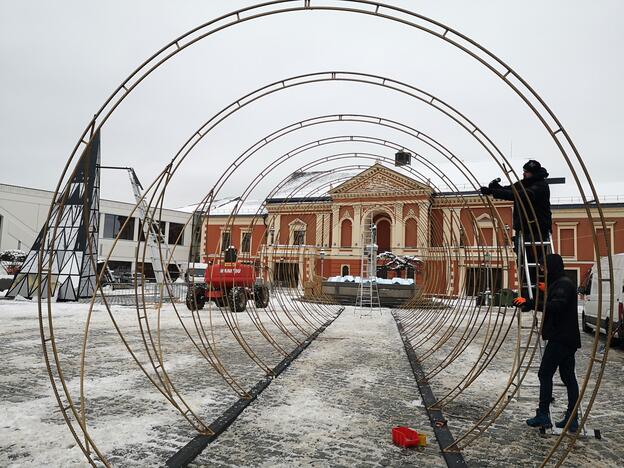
1, 1, 622, 207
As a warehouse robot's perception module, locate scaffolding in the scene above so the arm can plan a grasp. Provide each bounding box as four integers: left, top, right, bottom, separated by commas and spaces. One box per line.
355, 214, 381, 316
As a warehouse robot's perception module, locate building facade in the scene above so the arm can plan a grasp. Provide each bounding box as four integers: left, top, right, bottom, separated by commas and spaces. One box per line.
200, 164, 624, 297
0, 182, 193, 280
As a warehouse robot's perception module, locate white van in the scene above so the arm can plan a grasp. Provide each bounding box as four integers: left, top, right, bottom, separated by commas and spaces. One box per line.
581, 253, 624, 344
186, 262, 209, 284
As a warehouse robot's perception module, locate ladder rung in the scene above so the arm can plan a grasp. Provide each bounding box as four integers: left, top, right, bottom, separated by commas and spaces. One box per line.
524, 241, 551, 245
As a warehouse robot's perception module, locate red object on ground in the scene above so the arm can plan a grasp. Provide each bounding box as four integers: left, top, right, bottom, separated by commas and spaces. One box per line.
392, 426, 420, 448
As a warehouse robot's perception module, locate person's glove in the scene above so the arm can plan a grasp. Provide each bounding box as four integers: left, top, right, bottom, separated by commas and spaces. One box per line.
537, 282, 546, 293
479, 186, 492, 196
488, 179, 502, 189
513, 296, 534, 311
513, 297, 526, 307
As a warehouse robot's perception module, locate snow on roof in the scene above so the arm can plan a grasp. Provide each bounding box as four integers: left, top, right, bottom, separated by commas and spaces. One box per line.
269, 168, 366, 200
176, 198, 266, 216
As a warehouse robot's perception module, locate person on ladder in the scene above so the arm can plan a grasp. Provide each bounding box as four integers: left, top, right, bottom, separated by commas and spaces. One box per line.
479, 160, 552, 301
512, 254, 581, 432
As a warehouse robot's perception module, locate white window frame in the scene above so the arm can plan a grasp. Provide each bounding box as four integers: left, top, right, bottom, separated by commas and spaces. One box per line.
593, 221, 615, 260
474, 214, 497, 247
555, 222, 578, 260
289, 219, 307, 246
240, 229, 252, 253
219, 228, 231, 252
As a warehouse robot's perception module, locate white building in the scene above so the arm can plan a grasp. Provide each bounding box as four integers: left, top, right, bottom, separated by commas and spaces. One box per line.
0, 182, 194, 279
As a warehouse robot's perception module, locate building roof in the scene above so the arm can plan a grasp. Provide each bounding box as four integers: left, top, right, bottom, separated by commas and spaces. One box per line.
267, 168, 366, 202
176, 198, 267, 216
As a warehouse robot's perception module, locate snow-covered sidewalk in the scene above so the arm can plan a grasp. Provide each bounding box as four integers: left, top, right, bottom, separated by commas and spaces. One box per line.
192, 307, 446, 467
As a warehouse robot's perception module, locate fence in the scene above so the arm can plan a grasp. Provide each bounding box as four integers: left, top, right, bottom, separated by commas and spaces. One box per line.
88, 282, 188, 306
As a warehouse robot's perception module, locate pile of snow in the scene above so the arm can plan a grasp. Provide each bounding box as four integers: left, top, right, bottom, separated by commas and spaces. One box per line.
0, 249, 27, 263
326, 275, 414, 285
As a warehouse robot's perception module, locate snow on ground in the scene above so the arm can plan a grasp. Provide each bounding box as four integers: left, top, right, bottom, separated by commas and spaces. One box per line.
404, 304, 624, 467
0, 298, 323, 466
192, 308, 445, 467
2, 296, 622, 467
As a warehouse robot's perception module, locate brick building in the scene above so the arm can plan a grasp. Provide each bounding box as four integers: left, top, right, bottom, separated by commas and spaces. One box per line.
199, 164, 623, 296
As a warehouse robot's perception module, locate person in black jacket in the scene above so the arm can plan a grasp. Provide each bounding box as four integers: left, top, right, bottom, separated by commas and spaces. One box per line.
512, 254, 582, 431
480, 160, 552, 240
480, 160, 552, 299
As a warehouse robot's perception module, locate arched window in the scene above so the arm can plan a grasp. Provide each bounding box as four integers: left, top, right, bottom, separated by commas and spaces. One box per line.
405, 218, 418, 248
341, 265, 350, 276
340, 219, 352, 247
376, 218, 391, 253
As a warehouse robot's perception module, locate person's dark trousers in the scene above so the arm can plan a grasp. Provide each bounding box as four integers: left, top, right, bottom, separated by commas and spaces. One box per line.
538, 341, 580, 414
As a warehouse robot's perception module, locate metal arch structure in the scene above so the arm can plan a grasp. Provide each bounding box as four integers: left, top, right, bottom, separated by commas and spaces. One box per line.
34, 2, 615, 467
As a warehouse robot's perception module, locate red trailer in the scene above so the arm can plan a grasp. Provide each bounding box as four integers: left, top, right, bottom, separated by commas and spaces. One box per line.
185, 247, 269, 312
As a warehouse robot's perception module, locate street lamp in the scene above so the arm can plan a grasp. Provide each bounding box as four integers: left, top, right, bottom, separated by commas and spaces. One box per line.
484, 252, 492, 305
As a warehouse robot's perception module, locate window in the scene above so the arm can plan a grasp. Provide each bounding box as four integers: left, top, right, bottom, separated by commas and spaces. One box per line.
139, 219, 166, 242
559, 228, 575, 257
340, 219, 352, 247
405, 218, 418, 248
595, 227, 612, 258
289, 219, 307, 246
564, 269, 578, 287
478, 227, 494, 246
341, 265, 350, 276
103, 260, 132, 281
136, 262, 154, 281
103, 214, 135, 240
459, 227, 467, 247
293, 230, 305, 246
168, 222, 184, 246
221, 231, 231, 251
241, 231, 251, 253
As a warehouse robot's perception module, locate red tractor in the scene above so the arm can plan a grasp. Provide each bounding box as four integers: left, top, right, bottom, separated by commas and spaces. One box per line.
185, 247, 270, 312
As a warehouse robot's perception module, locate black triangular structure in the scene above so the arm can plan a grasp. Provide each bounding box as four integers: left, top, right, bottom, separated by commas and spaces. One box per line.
5, 130, 101, 301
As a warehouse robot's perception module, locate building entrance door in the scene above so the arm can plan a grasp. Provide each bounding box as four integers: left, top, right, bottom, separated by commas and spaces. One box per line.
465, 267, 503, 295
273, 262, 299, 287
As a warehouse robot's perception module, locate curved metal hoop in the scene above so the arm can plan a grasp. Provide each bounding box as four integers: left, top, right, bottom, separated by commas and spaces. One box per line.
37, 2, 614, 466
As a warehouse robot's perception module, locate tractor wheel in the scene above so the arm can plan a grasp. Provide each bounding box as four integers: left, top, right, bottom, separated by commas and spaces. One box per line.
229, 287, 247, 313
185, 286, 205, 311
254, 284, 270, 308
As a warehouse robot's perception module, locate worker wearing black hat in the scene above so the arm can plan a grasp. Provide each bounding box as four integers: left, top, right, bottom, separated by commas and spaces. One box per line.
480, 160, 553, 300
480, 160, 552, 240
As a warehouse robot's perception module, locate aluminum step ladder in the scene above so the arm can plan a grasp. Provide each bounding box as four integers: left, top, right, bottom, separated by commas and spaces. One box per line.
510, 230, 552, 397
355, 215, 381, 317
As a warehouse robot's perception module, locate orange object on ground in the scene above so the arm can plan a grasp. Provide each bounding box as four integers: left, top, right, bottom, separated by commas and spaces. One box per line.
392, 426, 427, 447
538, 282, 546, 292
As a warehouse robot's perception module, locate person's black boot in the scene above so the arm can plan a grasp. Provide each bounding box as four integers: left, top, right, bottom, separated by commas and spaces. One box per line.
526, 409, 552, 428
555, 411, 579, 432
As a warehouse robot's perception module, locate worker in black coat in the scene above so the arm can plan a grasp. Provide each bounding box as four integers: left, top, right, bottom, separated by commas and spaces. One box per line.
513, 254, 581, 432
480, 160, 553, 300
480, 160, 552, 240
